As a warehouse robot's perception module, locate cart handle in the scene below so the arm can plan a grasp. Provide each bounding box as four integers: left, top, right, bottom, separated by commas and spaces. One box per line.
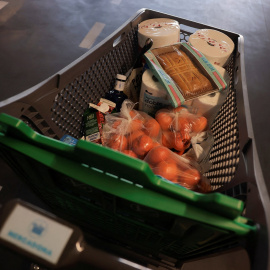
0, 113, 245, 220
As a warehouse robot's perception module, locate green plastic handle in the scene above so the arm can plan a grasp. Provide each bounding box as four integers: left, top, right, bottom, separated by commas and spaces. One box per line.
0, 113, 244, 219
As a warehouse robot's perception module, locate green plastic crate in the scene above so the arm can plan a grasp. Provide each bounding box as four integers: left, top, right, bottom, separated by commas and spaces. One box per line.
0, 8, 259, 268
0, 113, 256, 262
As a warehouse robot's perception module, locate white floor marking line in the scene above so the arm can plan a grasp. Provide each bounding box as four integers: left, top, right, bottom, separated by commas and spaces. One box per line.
111, 0, 122, 5
0, 1, 8, 10
79, 22, 105, 49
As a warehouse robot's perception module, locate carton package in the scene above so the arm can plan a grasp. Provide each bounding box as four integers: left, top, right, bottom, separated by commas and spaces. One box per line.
144, 42, 228, 108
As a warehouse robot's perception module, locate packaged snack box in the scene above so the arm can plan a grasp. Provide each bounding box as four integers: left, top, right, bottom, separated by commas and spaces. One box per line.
144, 42, 228, 108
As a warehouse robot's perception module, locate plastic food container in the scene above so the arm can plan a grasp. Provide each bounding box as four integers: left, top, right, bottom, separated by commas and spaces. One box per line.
0, 8, 267, 269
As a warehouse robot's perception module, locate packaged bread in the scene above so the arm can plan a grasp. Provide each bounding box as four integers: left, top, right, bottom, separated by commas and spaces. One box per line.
144, 42, 228, 108
155, 47, 214, 98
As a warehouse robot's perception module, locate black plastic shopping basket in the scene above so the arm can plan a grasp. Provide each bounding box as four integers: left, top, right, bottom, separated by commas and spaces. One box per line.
0, 8, 269, 270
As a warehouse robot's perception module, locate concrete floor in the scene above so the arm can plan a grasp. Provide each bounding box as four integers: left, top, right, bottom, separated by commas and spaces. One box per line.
0, 0, 270, 269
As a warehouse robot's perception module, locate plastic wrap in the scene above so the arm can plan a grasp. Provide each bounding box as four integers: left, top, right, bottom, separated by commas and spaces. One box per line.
103, 101, 212, 192
103, 100, 162, 159
144, 145, 211, 192
155, 106, 208, 154
144, 43, 228, 108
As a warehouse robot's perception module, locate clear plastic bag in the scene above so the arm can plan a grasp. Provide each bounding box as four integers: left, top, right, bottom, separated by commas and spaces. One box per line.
103, 100, 162, 159
155, 106, 208, 154
144, 145, 211, 192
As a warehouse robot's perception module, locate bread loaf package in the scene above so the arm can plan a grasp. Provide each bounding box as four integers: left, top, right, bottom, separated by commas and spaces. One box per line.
144, 42, 228, 108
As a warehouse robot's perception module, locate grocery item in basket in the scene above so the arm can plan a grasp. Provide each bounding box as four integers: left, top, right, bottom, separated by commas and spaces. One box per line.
124, 38, 154, 105
139, 68, 170, 117
185, 65, 230, 126
82, 98, 116, 144
144, 42, 228, 107
156, 46, 213, 96
60, 135, 78, 145
188, 29, 235, 67
105, 74, 128, 112
138, 18, 180, 49
155, 106, 208, 155
103, 99, 162, 159
144, 145, 211, 192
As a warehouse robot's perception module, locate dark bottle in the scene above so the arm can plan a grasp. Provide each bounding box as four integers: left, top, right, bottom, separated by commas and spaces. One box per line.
105, 74, 127, 112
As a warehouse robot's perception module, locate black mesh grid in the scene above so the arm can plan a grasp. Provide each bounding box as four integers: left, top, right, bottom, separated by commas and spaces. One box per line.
51, 28, 138, 138
205, 56, 239, 190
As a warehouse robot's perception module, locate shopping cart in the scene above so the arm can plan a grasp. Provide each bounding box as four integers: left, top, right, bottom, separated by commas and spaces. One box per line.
0, 8, 269, 270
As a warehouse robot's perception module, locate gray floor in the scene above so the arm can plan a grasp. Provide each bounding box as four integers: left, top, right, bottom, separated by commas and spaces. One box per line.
0, 0, 270, 269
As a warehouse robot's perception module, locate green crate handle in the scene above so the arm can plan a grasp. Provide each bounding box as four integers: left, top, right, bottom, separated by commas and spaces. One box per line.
0, 113, 245, 219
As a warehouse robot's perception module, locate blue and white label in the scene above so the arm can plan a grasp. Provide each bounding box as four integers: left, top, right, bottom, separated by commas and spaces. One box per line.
141, 90, 169, 117
0, 205, 73, 264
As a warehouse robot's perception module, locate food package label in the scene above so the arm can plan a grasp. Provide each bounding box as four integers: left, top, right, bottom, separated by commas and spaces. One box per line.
83, 99, 116, 144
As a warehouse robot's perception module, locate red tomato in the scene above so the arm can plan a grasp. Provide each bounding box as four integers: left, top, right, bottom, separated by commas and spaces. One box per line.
144, 118, 161, 138
155, 111, 173, 131
153, 160, 178, 182
177, 117, 192, 133
107, 134, 127, 151
190, 116, 208, 133
132, 134, 153, 156
146, 145, 171, 165
128, 130, 145, 146
178, 168, 201, 189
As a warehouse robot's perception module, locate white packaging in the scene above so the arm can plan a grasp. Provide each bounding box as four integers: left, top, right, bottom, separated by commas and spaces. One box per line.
186, 65, 230, 126
139, 69, 170, 117
189, 29, 235, 67
138, 18, 180, 49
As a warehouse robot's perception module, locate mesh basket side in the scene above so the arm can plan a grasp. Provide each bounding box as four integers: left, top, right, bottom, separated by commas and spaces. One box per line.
205, 56, 240, 190
51, 28, 138, 138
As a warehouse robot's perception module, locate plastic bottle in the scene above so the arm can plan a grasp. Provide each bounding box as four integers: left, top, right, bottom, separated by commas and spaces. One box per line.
105, 74, 128, 112
139, 69, 169, 117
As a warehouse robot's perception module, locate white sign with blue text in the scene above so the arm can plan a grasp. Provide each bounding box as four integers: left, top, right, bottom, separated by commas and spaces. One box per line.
0, 205, 73, 264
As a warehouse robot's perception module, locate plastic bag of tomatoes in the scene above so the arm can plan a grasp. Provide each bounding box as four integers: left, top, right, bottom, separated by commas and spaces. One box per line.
155, 105, 214, 174
103, 100, 212, 193
155, 106, 209, 154
145, 145, 211, 193
102, 99, 162, 159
